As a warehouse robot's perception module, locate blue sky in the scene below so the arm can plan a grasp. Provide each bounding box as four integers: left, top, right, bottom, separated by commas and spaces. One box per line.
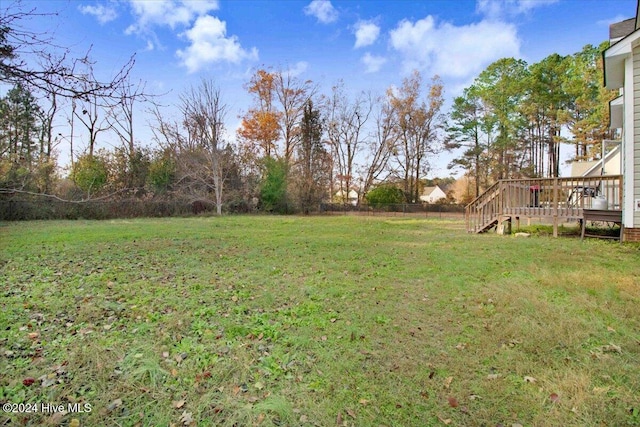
12, 0, 639, 175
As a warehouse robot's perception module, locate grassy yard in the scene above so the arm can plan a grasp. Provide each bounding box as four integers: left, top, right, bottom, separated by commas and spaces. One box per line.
0, 216, 639, 426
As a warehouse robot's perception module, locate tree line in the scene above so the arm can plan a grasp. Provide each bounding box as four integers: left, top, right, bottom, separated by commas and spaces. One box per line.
447, 44, 616, 202
0, 3, 615, 214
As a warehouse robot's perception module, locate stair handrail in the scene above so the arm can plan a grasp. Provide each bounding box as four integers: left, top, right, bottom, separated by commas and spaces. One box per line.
465, 181, 502, 233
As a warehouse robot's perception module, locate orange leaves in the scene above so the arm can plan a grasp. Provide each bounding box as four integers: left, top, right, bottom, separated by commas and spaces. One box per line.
237, 109, 281, 157
247, 69, 276, 107
239, 68, 282, 159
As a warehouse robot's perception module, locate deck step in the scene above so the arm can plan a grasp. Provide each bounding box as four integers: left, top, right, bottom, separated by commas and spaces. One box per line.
476, 218, 498, 233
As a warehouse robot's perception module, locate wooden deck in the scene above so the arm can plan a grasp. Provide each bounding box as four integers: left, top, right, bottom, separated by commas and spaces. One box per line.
465, 175, 623, 236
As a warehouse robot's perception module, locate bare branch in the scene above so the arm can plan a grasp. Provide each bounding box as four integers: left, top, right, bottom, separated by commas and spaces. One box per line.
1, 2, 136, 101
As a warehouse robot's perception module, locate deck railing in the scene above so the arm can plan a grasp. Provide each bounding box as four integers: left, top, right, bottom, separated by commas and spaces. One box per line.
465, 175, 623, 233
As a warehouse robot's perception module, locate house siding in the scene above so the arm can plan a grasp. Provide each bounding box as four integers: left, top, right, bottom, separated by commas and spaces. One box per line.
632, 44, 640, 227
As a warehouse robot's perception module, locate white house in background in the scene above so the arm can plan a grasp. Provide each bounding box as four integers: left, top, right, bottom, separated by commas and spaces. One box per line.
419, 185, 447, 203
334, 189, 359, 205
603, 0, 640, 241
570, 143, 622, 177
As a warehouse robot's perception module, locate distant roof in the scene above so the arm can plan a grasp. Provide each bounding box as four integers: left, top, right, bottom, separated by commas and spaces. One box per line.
610, 18, 636, 41
422, 186, 441, 196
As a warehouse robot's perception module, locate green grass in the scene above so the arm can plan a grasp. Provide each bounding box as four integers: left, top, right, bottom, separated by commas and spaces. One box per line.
1, 216, 639, 426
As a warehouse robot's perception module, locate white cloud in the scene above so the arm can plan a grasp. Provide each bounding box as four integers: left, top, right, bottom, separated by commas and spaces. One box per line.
389, 16, 520, 79
476, 0, 558, 20
125, 0, 219, 34
176, 15, 258, 73
354, 20, 380, 48
78, 4, 118, 24
287, 61, 309, 77
303, 0, 338, 24
361, 53, 386, 73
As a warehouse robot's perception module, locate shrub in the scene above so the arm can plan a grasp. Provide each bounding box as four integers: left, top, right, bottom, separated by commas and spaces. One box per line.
259, 157, 289, 213
148, 154, 176, 194
365, 185, 405, 208
71, 154, 109, 197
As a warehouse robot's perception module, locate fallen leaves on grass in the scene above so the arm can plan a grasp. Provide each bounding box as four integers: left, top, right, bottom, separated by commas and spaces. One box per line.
195, 371, 212, 383
443, 376, 453, 389
602, 343, 622, 353
523, 376, 537, 383
47, 412, 65, 424
39, 373, 58, 388
107, 398, 123, 413
172, 400, 186, 409
174, 352, 188, 363
549, 393, 560, 403
179, 410, 194, 426
501, 339, 522, 349
437, 414, 452, 424
447, 396, 459, 408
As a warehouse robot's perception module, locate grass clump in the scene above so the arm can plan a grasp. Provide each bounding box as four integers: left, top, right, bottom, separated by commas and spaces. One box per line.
1, 216, 639, 426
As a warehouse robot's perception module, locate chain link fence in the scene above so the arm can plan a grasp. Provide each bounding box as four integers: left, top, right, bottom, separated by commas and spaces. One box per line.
0, 199, 207, 220
319, 202, 465, 219
0, 198, 465, 221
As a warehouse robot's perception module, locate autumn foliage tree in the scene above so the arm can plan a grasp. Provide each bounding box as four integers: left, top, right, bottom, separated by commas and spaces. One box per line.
237, 69, 281, 160
238, 67, 315, 166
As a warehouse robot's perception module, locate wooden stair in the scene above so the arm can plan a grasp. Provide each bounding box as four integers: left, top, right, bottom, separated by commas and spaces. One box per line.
465, 181, 501, 233
465, 175, 623, 235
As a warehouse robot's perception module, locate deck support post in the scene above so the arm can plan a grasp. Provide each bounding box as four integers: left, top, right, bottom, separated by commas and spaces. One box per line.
497, 215, 512, 235
552, 178, 559, 238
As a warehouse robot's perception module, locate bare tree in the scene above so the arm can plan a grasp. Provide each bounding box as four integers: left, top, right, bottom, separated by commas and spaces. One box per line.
360, 95, 397, 198
105, 79, 157, 190
274, 68, 316, 164
325, 81, 373, 205
72, 63, 112, 157
152, 80, 229, 215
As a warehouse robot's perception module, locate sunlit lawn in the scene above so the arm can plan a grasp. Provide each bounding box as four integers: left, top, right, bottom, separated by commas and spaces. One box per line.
1, 215, 639, 426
